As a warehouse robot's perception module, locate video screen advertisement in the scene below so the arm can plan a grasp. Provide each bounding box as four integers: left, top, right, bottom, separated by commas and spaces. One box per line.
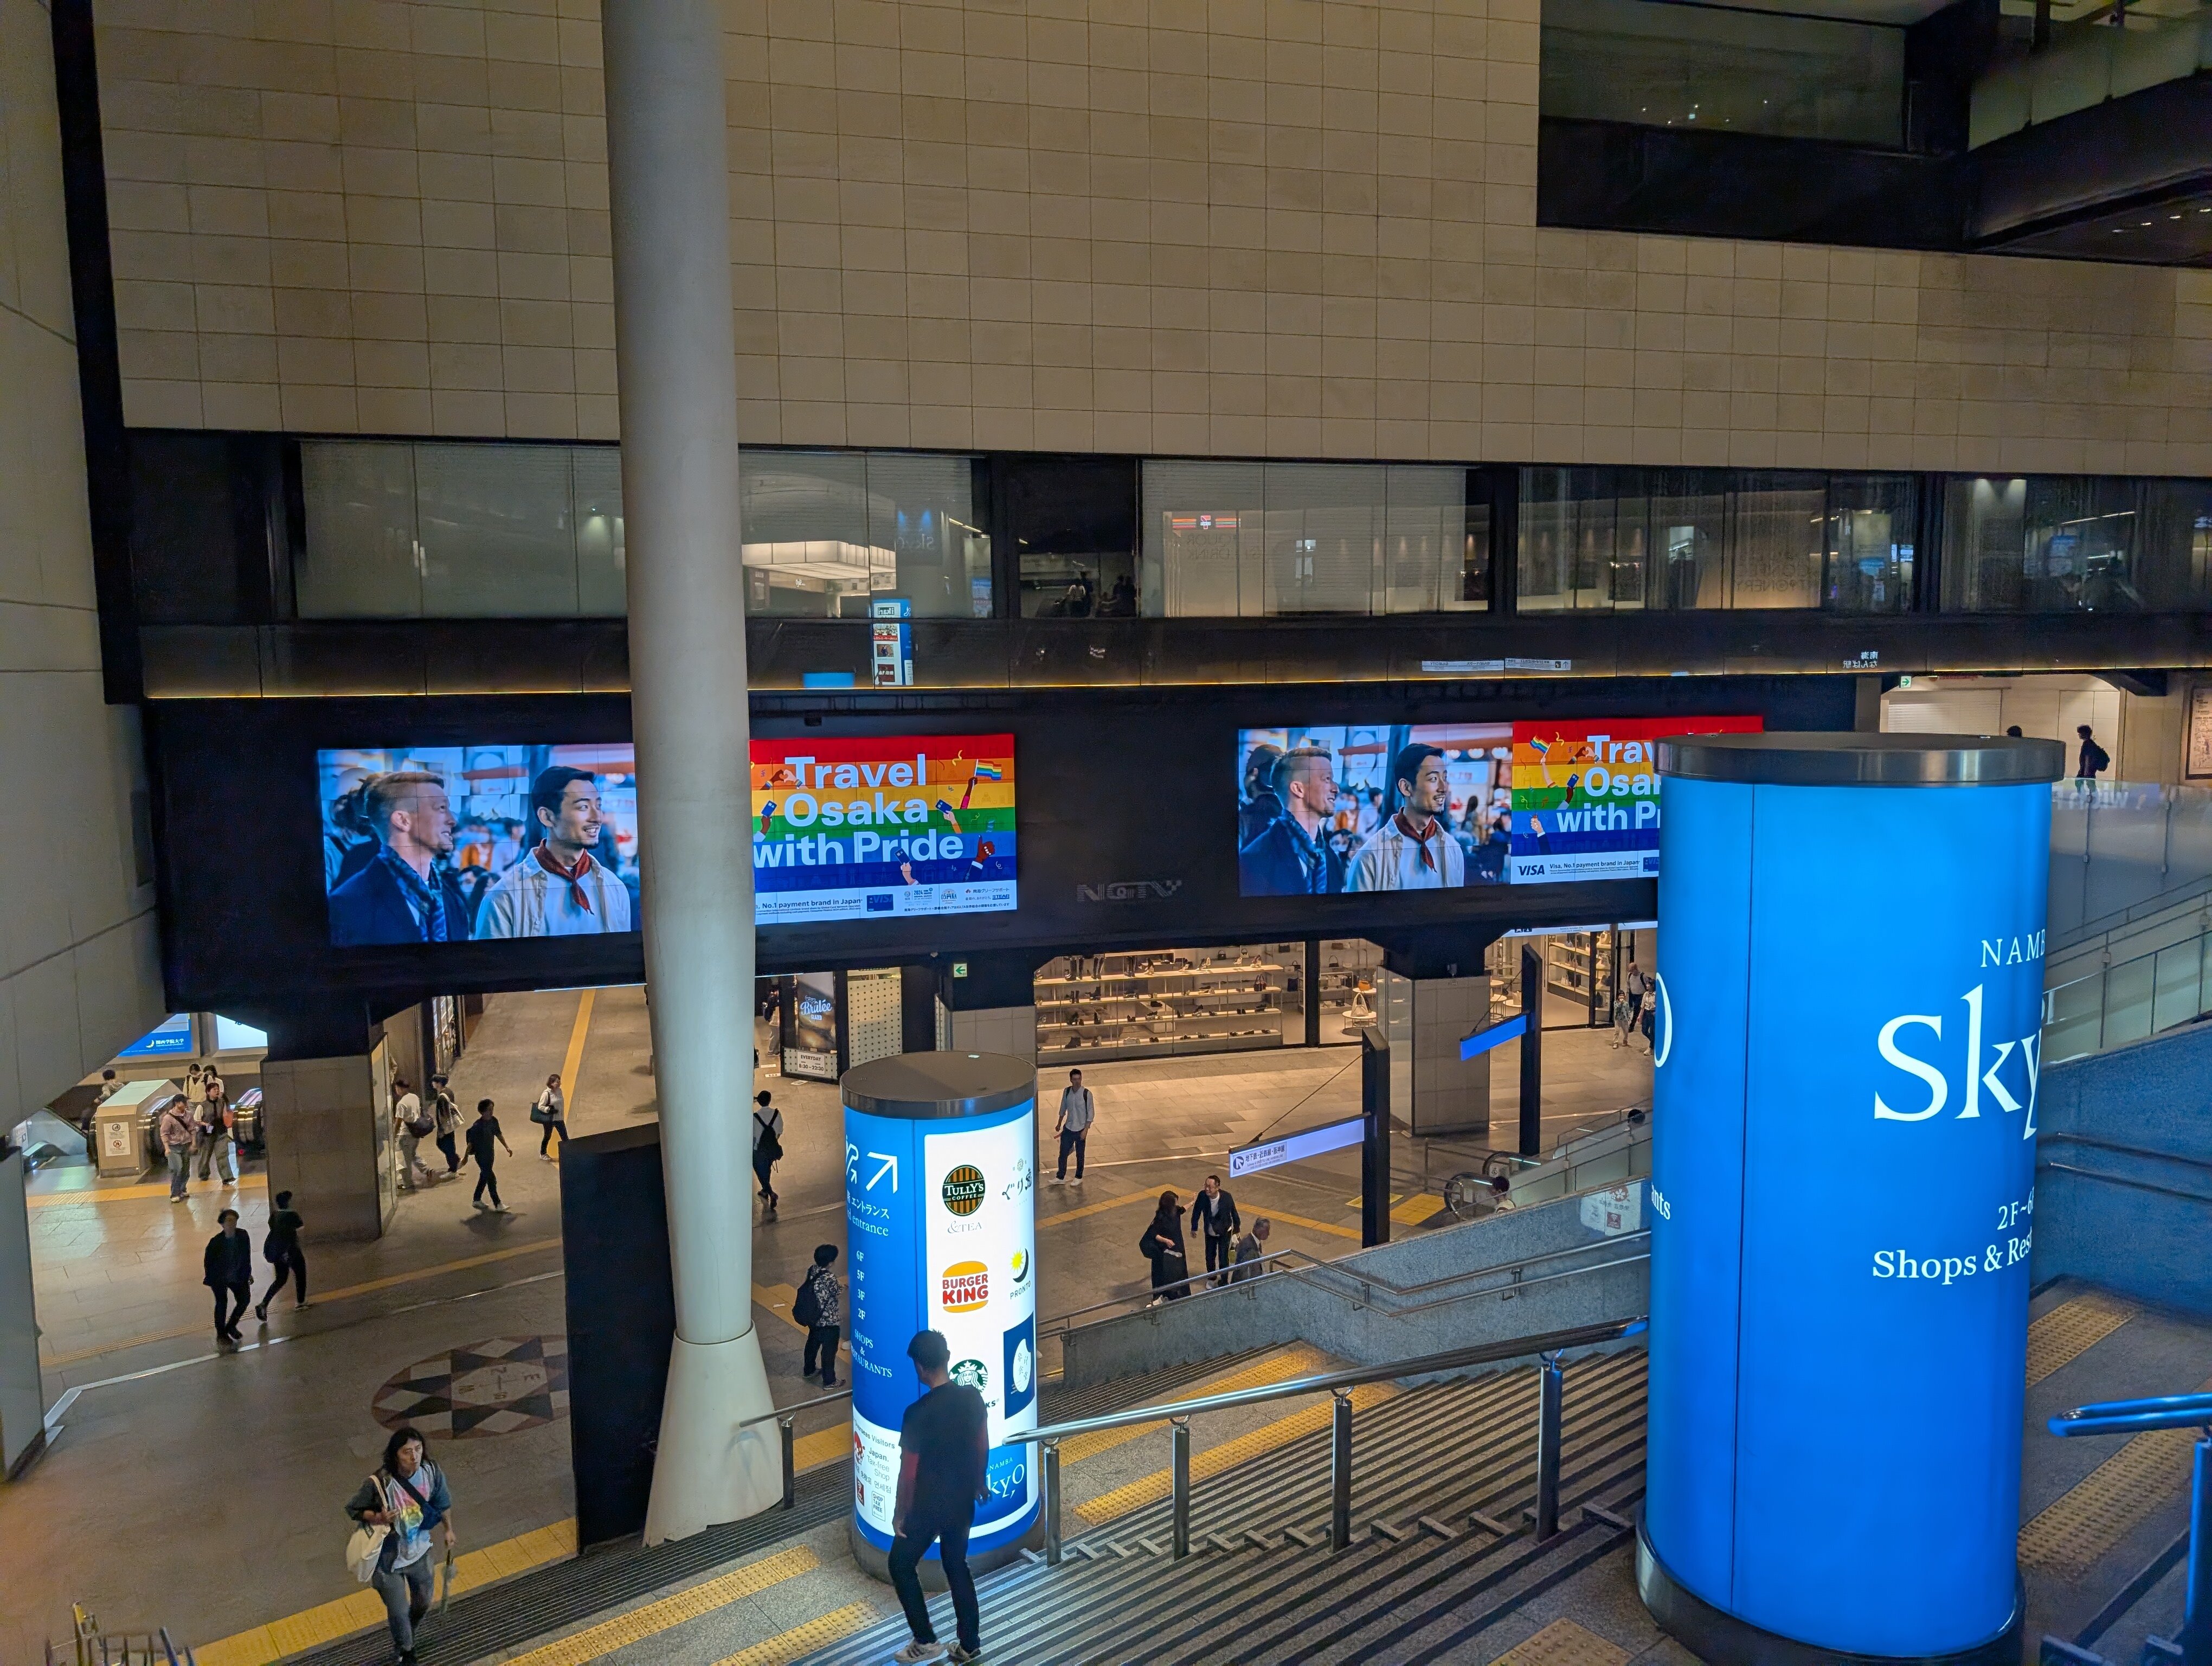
751, 735, 1016, 925
1235, 716, 1763, 896
319, 746, 640, 947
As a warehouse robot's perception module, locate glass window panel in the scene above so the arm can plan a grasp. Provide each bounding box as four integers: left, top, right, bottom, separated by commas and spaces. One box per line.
1007, 456, 1138, 618
1605, 477, 1648, 608
1518, 467, 1637, 610
1381, 464, 1480, 613
1143, 460, 1264, 617
1825, 473, 1916, 613
2025, 476, 2141, 613
2102, 955, 2155, 1050
1648, 470, 1726, 610
574, 446, 626, 616
414, 443, 580, 616
1263, 462, 1384, 614
1541, 0, 1905, 145
863, 452, 989, 618
2136, 479, 2212, 612
739, 451, 872, 617
2151, 939, 2203, 1035
1516, 468, 1576, 612
1727, 472, 1824, 608
1940, 476, 2028, 611
297, 441, 422, 618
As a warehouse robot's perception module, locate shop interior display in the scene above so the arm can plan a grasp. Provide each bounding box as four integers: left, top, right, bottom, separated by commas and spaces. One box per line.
1314, 939, 1384, 1027
1033, 942, 1304, 1062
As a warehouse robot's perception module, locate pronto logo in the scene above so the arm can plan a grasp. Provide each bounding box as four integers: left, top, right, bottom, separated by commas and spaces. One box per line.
941, 1260, 990, 1312
1076, 879, 1184, 902
941, 1164, 987, 1216
1009, 1248, 1031, 1286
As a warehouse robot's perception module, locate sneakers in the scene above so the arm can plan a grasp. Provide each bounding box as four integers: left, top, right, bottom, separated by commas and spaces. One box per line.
891, 1644, 946, 1663
948, 1649, 983, 1664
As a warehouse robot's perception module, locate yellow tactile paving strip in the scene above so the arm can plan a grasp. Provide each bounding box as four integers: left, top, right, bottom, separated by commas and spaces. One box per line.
29, 1174, 268, 1209
1493, 1619, 1632, 1666
709, 1600, 882, 1666
2018, 1370, 2212, 1581
2025, 1290, 2135, 1387
1059, 1346, 1330, 1464
1076, 1379, 1398, 1524
196, 1519, 580, 1666
499, 1545, 820, 1666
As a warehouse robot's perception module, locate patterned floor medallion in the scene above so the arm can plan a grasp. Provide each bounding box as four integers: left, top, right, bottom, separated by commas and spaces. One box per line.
372, 1335, 570, 1439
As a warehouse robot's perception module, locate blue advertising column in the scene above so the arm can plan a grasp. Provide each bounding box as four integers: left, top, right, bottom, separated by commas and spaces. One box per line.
1642, 733, 2063, 1666
843, 1052, 1041, 1580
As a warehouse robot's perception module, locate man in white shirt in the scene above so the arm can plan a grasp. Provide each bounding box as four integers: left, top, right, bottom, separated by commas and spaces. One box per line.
1348, 742, 1466, 892
1053, 1068, 1095, 1184
393, 1077, 432, 1190
478, 767, 634, 938
752, 1090, 785, 1215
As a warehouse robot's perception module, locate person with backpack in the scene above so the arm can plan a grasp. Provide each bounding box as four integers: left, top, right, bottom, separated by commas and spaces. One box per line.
752, 1090, 784, 1215
1142, 1190, 1189, 1305
429, 1075, 462, 1175
795, 1244, 843, 1386
196, 1065, 235, 1182
256, 1189, 308, 1318
465, 1099, 512, 1213
531, 1072, 569, 1159
2077, 724, 2111, 782
345, 1426, 456, 1666
394, 1077, 435, 1190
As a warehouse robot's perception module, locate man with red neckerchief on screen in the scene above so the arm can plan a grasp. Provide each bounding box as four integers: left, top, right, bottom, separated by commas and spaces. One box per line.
477, 765, 634, 937
1347, 742, 1467, 892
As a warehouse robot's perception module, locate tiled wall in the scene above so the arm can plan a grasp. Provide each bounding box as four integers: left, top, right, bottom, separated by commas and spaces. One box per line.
3, 0, 165, 1131
93, 0, 2212, 473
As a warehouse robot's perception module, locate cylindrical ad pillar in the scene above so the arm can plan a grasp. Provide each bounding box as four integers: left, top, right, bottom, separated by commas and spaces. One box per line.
842, 1052, 1041, 1578
1642, 733, 2063, 1665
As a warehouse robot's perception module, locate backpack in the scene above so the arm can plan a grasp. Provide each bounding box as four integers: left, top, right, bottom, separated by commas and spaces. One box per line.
754, 1112, 783, 1163
2085, 741, 2111, 774
793, 1269, 823, 1328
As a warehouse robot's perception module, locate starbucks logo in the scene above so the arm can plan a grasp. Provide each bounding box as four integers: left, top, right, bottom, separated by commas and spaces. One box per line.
951, 1358, 989, 1391
941, 1164, 987, 1217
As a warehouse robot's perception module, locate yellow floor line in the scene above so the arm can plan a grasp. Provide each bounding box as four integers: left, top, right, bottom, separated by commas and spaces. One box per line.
196, 1519, 580, 1666
30, 1173, 268, 1208
1036, 1187, 1158, 1227
1345, 1192, 1403, 1209
1493, 1618, 1631, 1666
502, 1544, 819, 1666
2018, 1372, 2212, 1580
1392, 1194, 1447, 1226
1059, 1345, 1328, 1464
1255, 1208, 1364, 1243
2025, 1290, 2134, 1387
558, 989, 596, 1130
710, 1601, 882, 1666
41, 1237, 563, 1367
795, 1421, 852, 1471
1076, 1380, 1396, 1524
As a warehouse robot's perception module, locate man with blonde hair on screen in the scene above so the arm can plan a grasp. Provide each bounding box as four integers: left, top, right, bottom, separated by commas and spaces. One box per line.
328, 771, 473, 945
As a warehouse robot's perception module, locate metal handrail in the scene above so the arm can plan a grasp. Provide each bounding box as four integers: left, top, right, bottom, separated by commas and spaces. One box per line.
2051, 1391, 2212, 1438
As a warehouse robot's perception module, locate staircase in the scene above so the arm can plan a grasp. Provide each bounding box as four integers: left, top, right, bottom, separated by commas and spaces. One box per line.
794, 1347, 1649, 1666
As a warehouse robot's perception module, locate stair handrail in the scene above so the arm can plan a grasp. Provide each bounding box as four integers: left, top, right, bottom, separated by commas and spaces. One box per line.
2049, 1391, 2212, 1439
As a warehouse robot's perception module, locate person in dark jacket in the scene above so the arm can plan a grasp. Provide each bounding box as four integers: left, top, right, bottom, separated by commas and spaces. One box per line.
204, 1208, 254, 1343
465, 1099, 512, 1212
1238, 746, 1346, 896
327, 771, 473, 946
1189, 1174, 1242, 1286
1143, 1190, 1189, 1305
345, 1426, 456, 1666
256, 1190, 308, 1319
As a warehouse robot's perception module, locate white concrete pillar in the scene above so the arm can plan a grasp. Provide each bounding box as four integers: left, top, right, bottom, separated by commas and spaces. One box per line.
602, 0, 777, 1543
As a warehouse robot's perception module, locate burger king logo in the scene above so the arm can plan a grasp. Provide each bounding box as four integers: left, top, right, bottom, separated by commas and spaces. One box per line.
941, 1164, 987, 1218
941, 1260, 989, 1312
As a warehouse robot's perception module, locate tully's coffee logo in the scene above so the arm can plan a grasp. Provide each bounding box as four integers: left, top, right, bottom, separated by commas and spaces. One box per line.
941, 1164, 987, 1217
951, 1358, 989, 1391
941, 1260, 989, 1312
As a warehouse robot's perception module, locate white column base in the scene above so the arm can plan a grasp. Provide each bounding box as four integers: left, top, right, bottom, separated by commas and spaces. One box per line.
642, 1331, 780, 1545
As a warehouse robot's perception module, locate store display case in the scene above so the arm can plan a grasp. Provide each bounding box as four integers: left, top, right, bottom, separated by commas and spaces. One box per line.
1313, 939, 1385, 1030
1033, 941, 1303, 1062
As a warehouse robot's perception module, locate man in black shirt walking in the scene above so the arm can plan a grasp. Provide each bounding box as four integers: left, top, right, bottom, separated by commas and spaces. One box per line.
889, 1329, 989, 1664
203, 1208, 254, 1344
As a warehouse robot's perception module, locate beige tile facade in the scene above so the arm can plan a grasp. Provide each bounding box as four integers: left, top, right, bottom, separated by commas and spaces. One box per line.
95, 0, 2212, 472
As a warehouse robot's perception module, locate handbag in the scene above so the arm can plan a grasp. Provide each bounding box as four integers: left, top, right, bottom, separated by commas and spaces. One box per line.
345, 1474, 390, 1581
529, 1094, 555, 1126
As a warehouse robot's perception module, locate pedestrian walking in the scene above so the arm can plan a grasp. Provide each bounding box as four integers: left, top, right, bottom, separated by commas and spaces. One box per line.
1488, 1174, 1516, 1213
1189, 1174, 1240, 1286
1142, 1190, 1190, 1304
530, 1073, 569, 1159
752, 1091, 784, 1215
1625, 963, 1650, 1053
1229, 1216, 1272, 1283
795, 1244, 843, 1387
465, 1099, 512, 1212
204, 1207, 254, 1343
2076, 724, 2111, 782
196, 1065, 236, 1181
1052, 1067, 1094, 1184
256, 1189, 308, 1318
393, 1078, 434, 1190
430, 1075, 462, 1174
346, 1426, 457, 1666
159, 1092, 197, 1201
888, 1329, 988, 1665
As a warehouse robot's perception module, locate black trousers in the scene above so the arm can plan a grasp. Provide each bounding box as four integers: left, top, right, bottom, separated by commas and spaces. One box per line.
473, 1161, 502, 1208
212, 1281, 250, 1336
803, 1324, 841, 1380
538, 1117, 568, 1155
889, 1509, 980, 1653
436, 1132, 460, 1171
1203, 1234, 1233, 1276
753, 1152, 777, 1202
1056, 1128, 1088, 1178
260, 1250, 307, 1309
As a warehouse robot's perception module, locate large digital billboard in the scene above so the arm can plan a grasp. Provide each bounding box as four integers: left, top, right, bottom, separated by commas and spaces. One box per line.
1235, 717, 1761, 896
319, 745, 640, 947
751, 735, 1016, 925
